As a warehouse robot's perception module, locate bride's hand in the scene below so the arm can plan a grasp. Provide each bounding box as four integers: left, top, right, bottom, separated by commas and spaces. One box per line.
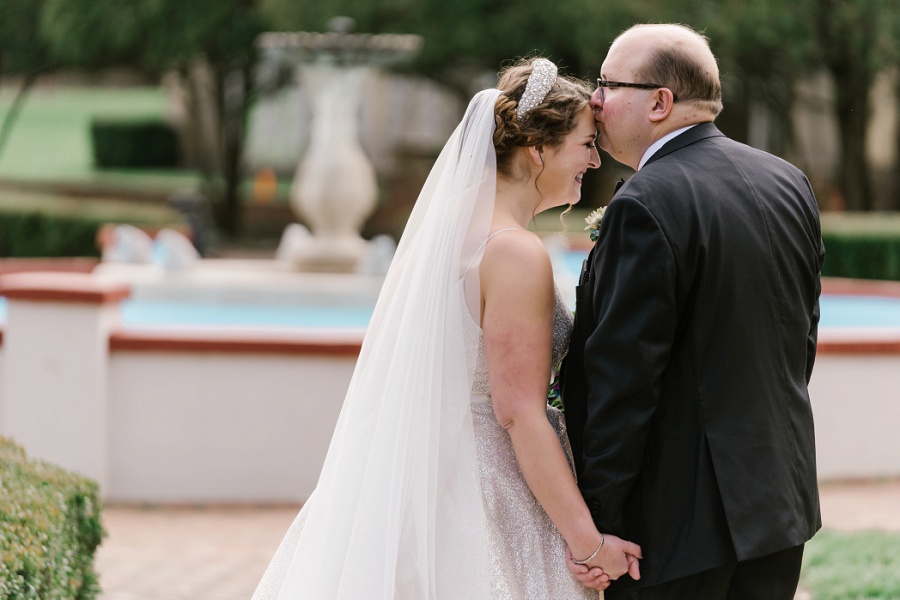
565, 547, 611, 591
582, 534, 643, 581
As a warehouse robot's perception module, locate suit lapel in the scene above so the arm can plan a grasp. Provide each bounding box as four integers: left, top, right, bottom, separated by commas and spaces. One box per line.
643, 122, 724, 168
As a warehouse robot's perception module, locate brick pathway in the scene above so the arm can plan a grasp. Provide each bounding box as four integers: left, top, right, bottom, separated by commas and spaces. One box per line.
94, 481, 900, 600
95, 505, 299, 600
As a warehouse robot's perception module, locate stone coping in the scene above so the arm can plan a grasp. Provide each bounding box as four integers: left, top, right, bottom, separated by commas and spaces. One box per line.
0, 271, 130, 304
108, 329, 362, 356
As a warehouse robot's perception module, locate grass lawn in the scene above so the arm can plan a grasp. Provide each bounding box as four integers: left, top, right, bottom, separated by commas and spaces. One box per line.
801, 530, 900, 599
0, 84, 297, 207
0, 85, 201, 191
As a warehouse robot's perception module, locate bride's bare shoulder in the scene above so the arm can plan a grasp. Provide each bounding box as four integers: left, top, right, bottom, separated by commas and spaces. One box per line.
480, 229, 553, 292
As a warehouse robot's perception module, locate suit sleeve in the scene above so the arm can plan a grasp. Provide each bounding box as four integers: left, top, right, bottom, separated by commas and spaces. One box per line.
579, 195, 678, 534
806, 235, 825, 383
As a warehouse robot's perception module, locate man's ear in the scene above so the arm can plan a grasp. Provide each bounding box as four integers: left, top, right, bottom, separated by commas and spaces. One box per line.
525, 145, 544, 165
648, 88, 675, 122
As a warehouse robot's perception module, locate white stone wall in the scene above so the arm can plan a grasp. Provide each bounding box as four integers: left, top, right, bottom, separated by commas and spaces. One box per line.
809, 354, 900, 480
106, 351, 354, 503
2, 273, 900, 503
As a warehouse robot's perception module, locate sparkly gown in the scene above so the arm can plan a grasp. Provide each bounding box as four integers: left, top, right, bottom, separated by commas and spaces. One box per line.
467, 286, 600, 600
254, 285, 599, 600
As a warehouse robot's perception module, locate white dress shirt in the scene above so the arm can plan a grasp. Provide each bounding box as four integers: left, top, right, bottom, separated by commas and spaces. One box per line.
637, 124, 698, 171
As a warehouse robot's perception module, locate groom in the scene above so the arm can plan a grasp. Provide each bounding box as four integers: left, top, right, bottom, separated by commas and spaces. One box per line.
562, 24, 824, 598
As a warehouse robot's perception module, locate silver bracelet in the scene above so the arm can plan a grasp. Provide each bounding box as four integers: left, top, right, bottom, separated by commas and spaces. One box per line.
572, 534, 605, 565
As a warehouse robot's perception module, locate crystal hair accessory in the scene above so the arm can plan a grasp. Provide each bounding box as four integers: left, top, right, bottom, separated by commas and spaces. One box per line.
516, 58, 558, 119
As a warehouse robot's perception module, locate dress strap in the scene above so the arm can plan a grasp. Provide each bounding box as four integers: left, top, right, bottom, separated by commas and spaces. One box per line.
464, 227, 524, 275
485, 227, 523, 243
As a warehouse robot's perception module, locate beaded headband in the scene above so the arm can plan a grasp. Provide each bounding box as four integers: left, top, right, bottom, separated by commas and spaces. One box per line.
516, 59, 558, 120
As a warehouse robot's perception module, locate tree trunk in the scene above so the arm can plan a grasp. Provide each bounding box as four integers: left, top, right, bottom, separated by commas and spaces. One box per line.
815, 0, 877, 211
210, 64, 249, 238
207, 65, 250, 238
0, 72, 38, 162
831, 65, 873, 211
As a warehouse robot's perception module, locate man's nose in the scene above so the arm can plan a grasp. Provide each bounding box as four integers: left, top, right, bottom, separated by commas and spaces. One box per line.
590, 88, 603, 108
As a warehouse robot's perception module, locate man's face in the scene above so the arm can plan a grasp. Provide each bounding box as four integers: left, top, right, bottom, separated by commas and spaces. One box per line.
591, 35, 654, 169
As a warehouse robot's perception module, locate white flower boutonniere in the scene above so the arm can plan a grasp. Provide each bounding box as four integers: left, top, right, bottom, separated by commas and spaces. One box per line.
585, 207, 606, 242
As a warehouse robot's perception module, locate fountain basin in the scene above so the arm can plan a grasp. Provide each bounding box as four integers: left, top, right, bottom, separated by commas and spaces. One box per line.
0, 266, 898, 503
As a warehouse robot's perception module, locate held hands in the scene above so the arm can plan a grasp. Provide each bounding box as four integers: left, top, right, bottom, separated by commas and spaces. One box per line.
566, 534, 642, 591
565, 547, 610, 591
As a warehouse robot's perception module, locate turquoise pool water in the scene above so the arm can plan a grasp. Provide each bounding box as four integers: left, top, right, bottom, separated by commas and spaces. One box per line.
119, 300, 373, 329
0, 292, 898, 330
1, 250, 899, 329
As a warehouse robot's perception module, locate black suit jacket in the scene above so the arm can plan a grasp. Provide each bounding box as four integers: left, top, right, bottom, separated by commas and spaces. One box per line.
561, 123, 823, 589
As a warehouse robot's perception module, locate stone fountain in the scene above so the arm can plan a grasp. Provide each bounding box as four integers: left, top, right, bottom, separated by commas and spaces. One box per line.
257, 18, 423, 272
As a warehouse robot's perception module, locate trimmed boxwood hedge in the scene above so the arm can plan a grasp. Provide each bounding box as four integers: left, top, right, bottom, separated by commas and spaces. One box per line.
820, 213, 900, 282
0, 437, 104, 599
0, 190, 186, 258
821, 233, 900, 281
90, 119, 180, 169
0, 210, 104, 257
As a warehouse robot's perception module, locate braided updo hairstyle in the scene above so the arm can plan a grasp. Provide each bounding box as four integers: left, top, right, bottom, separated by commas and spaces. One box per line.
493, 58, 594, 180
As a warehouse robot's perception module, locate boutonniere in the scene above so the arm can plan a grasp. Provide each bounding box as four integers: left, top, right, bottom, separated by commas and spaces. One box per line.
547, 361, 563, 411
584, 207, 606, 242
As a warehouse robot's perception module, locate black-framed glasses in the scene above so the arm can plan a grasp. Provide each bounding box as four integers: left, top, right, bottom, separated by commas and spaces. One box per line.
596, 79, 676, 102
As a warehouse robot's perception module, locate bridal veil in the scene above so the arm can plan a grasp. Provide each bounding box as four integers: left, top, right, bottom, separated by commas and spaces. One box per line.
253, 89, 502, 599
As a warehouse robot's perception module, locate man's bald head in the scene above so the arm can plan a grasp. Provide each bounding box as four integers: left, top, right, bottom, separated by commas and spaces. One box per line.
613, 24, 723, 118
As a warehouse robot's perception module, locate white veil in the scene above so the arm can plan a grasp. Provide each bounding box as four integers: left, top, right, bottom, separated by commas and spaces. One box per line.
253, 88, 501, 599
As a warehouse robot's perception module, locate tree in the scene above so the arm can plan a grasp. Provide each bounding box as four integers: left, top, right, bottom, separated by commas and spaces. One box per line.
243, 0, 900, 213
808, 0, 896, 211
0, 0, 56, 161
259, 0, 646, 87
41, 0, 270, 236
689, 0, 814, 157
603, 0, 899, 211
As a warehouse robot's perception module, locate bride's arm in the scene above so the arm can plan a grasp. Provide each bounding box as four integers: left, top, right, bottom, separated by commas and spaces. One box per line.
480, 231, 638, 585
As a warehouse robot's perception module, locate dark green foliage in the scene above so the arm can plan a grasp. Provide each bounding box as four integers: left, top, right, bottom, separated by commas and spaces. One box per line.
259, 0, 643, 83
0, 437, 104, 599
90, 119, 180, 169
0, 210, 101, 257
0, 0, 54, 76
0, 191, 186, 258
821, 231, 900, 281
820, 213, 900, 281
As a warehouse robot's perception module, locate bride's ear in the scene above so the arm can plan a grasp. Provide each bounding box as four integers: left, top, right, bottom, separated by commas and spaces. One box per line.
525, 145, 544, 166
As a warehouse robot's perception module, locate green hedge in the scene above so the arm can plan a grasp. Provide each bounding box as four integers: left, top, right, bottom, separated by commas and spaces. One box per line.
820, 213, 900, 282
821, 232, 900, 281
90, 119, 179, 169
0, 190, 185, 258
0, 210, 104, 257
0, 437, 103, 599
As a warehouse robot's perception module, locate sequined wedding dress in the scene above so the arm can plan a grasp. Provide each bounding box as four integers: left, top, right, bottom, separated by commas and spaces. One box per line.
255, 283, 599, 600
467, 266, 600, 600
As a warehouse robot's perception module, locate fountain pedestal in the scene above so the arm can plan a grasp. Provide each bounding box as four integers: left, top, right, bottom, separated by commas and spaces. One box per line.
258, 22, 422, 272
290, 65, 376, 272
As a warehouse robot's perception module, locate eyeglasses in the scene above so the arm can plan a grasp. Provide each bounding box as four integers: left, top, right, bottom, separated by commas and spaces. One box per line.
595, 79, 676, 103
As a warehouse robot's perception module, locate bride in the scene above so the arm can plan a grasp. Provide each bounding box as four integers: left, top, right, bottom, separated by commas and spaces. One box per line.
253, 58, 640, 599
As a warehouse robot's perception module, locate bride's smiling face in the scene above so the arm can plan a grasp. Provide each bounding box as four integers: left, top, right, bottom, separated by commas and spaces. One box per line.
534, 106, 601, 210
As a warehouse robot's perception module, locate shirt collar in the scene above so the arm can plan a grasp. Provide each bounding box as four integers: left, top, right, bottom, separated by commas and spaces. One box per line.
638, 124, 697, 171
